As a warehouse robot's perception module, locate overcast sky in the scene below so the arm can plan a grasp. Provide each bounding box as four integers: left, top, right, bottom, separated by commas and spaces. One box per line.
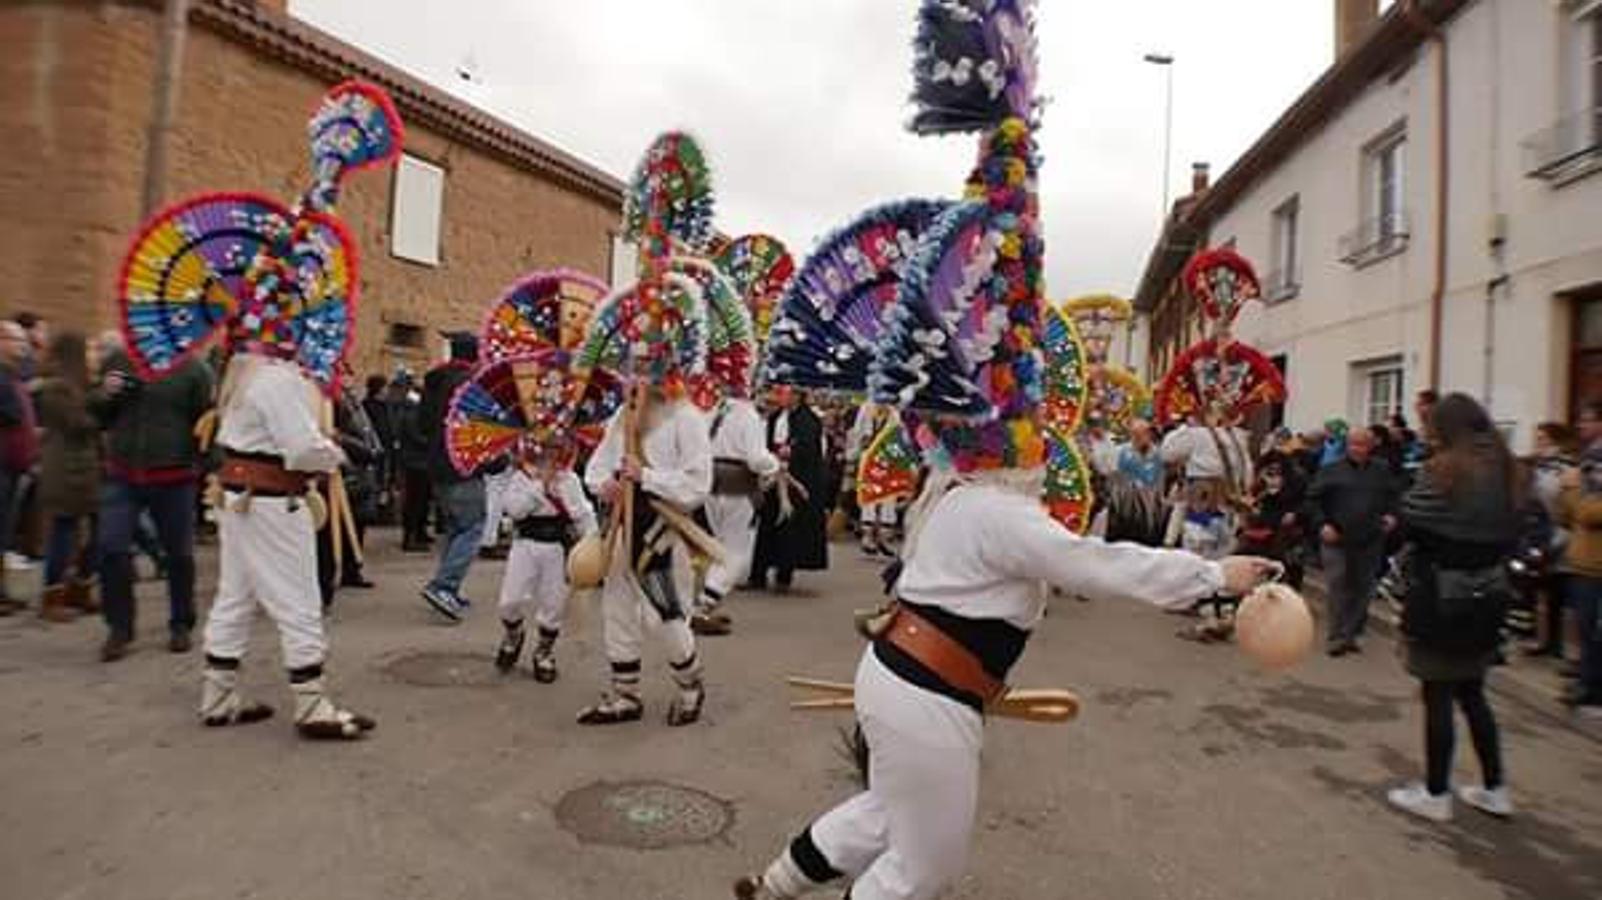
291, 0, 1348, 297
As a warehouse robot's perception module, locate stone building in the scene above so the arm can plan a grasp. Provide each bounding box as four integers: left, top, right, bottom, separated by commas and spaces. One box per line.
1134, 0, 1602, 448
0, 0, 624, 379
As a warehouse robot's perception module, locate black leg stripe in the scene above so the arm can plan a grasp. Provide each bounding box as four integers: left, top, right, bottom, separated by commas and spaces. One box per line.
789, 826, 843, 884
538, 627, 560, 640
704, 587, 725, 603
611, 659, 642, 675
669, 653, 699, 672
205, 654, 241, 671
287, 663, 324, 683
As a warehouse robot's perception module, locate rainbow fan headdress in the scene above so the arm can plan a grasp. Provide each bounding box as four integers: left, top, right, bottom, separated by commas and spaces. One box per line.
444, 268, 624, 474
117, 82, 403, 390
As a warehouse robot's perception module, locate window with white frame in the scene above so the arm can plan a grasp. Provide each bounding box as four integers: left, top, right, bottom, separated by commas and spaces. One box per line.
1525, 2, 1602, 179
1269, 195, 1300, 300
1356, 362, 1404, 426
1341, 124, 1408, 264
390, 154, 445, 266
1370, 129, 1406, 242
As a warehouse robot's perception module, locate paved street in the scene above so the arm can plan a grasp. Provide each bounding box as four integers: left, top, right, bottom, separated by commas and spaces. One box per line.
2, 534, 1600, 900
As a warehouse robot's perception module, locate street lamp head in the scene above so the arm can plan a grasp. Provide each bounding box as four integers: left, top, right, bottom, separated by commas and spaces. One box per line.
1143, 53, 1174, 65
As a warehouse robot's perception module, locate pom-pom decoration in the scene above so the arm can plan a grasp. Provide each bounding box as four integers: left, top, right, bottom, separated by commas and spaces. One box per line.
1041, 305, 1088, 436
622, 132, 715, 253
302, 81, 405, 214
856, 419, 923, 507
578, 271, 709, 389
868, 115, 1045, 474
1182, 247, 1261, 327
445, 349, 623, 476
1042, 426, 1093, 534
909, 0, 1039, 136
765, 199, 951, 395
1154, 338, 1285, 426
480, 269, 609, 361
117, 192, 357, 389
713, 233, 795, 347
673, 257, 754, 399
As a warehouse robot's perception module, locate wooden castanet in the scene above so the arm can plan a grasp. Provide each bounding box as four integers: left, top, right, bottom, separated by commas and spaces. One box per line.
786, 677, 1081, 725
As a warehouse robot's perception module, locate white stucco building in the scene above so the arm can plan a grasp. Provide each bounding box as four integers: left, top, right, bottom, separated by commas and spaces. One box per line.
1135, 0, 1602, 450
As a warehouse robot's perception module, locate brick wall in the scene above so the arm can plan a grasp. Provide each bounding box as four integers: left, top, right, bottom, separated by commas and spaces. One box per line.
0, 1, 620, 383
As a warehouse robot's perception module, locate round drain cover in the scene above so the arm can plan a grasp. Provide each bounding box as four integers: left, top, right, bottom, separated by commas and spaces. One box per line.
380, 651, 501, 688
555, 780, 734, 849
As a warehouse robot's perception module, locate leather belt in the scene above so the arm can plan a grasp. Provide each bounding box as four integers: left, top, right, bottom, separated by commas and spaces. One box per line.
883, 605, 1006, 706
219, 455, 310, 497
711, 458, 760, 496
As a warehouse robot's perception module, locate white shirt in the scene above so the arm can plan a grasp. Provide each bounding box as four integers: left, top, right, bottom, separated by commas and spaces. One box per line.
217, 356, 343, 473
710, 398, 780, 477
584, 398, 713, 512
846, 403, 892, 463
1160, 424, 1253, 485
898, 482, 1225, 630
503, 467, 597, 537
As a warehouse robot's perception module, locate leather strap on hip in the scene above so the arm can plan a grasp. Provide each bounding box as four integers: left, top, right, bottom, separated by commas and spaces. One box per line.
883, 605, 1006, 706
219, 455, 310, 497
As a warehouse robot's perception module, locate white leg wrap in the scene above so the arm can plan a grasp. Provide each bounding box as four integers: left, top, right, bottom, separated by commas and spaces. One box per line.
291, 677, 373, 739
200, 667, 242, 723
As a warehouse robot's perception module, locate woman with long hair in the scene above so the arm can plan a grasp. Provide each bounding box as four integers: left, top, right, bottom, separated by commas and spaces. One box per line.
35, 330, 101, 622
1388, 393, 1517, 822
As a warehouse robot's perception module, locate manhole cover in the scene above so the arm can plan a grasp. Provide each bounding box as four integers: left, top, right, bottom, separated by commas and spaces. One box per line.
555, 780, 733, 849
380, 651, 501, 688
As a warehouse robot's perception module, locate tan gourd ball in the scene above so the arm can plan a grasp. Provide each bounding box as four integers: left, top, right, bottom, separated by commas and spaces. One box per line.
566, 533, 609, 588
1235, 582, 1315, 671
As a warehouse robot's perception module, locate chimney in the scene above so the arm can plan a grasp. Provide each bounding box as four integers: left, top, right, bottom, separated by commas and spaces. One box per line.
1335, 0, 1379, 58
1191, 162, 1211, 194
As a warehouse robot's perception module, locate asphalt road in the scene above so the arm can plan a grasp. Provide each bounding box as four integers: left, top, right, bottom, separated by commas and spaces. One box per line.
2, 533, 1600, 900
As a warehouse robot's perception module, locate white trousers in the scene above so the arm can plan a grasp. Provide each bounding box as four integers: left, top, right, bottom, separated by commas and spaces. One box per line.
202, 494, 327, 670
599, 536, 696, 668
481, 468, 514, 548
802, 651, 982, 900
703, 494, 758, 598
859, 501, 898, 528
496, 539, 568, 633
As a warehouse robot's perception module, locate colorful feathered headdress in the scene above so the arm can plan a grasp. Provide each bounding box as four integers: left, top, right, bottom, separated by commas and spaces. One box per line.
591, 132, 723, 394
1154, 248, 1285, 425
446, 269, 625, 474
117, 82, 403, 390
868, 0, 1046, 473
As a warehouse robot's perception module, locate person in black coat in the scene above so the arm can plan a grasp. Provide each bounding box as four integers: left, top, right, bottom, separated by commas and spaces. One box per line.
1304, 428, 1402, 656
1387, 393, 1517, 822
749, 387, 829, 592
417, 333, 486, 619
393, 371, 432, 552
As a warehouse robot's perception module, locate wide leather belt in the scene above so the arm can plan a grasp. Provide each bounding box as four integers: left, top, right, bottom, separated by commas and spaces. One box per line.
219, 455, 310, 497
883, 605, 1006, 706
711, 458, 760, 496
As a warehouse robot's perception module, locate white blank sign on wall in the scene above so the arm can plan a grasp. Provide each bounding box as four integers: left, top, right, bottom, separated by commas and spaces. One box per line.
391, 154, 444, 267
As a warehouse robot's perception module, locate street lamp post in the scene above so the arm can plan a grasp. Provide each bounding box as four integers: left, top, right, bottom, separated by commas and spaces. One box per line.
1132, 52, 1175, 373
1143, 53, 1175, 223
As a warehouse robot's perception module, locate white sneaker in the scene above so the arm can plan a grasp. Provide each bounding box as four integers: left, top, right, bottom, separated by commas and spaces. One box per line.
1386, 782, 1453, 822
1457, 785, 1513, 818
